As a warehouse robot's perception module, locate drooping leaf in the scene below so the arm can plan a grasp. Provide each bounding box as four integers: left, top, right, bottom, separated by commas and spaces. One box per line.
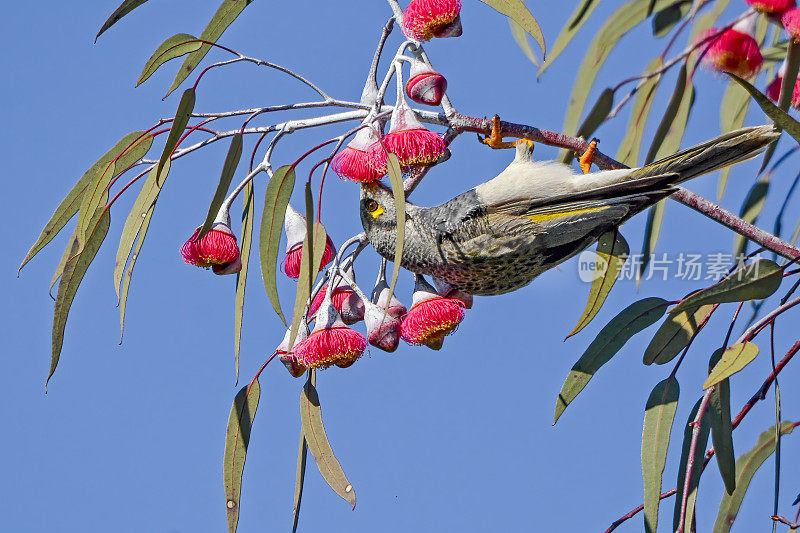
671, 259, 783, 314
653, 2, 690, 38
644, 63, 691, 165
300, 381, 356, 508
728, 73, 800, 144
292, 434, 308, 533
259, 166, 296, 326
288, 219, 327, 349
479, 0, 545, 58
617, 57, 663, 167
166, 0, 255, 97
224, 380, 261, 533
643, 304, 715, 365
538, 0, 600, 76
96, 0, 152, 41
20, 132, 148, 273
708, 348, 737, 495
642, 376, 680, 533
637, 199, 667, 285
49, 198, 111, 388
576, 87, 614, 141
115, 160, 171, 340
137, 34, 202, 86
704, 342, 760, 389
234, 181, 255, 380
386, 154, 405, 310
156, 88, 195, 180
560, 0, 673, 158
509, 19, 540, 67
74, 133, 154, 256
717, 81, 752, 199
199, 133, 242, 239
713, 422, 796, 533
555, 297, 669, 423
567, 230, 629, 338
673, 397, 712, 533
733, 179, 769, 258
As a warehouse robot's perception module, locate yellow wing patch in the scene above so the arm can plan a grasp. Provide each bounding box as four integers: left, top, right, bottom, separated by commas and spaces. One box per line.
527, 205, 608, 223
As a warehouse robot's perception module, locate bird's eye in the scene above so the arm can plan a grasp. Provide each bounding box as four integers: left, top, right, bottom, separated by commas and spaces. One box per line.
366, 199, 379, 212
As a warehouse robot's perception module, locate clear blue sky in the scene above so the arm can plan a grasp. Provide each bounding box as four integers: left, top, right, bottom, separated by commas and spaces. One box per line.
4, 1, 800, 531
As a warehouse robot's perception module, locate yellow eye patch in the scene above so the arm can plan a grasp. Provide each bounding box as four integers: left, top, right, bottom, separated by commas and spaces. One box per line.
370, 205, 385, 219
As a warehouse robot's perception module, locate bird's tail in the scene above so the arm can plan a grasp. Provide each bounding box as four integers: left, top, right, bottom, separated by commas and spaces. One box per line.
626, 125, 780, 183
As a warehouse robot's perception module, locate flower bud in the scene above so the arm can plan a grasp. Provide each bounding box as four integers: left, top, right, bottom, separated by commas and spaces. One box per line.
282, 204, 335, 279
406, 59, 448, 106
277, 326, 308, 378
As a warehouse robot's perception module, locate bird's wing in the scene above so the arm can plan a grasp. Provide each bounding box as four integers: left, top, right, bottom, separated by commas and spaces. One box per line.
485, 172, 680, 217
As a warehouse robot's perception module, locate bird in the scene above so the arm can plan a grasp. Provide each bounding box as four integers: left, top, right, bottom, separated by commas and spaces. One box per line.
359, 124, 779, 296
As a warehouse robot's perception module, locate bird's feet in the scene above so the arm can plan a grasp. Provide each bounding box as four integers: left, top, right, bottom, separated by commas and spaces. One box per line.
578, 139, 598, 174
479, 115, 520, 149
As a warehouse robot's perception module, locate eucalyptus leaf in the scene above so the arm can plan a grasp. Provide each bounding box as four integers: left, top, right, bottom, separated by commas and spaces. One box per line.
617, 57, 663, 167
713, 422, 796, 532
555, 297, 669, 423
733, 179, 769, 258
538, 0, 600, 76
156, 89, 195, 180
288, 220, 327, 349
673, 397, 711, 533
166, 0, 255, 97
259, 166, 296, 326
642, 376, 680, 533
704, 342, 759, 389
224, 381, 261, 533
576, 87, 614, 141
671, 259, 783, 314
643, 304, 714, 365
717, 81, 752, 199
137, 34, 202, 86
479, 0, 545, 58
386, 154, 405, 312
292, 435, 308, 533
199, 133, 242, 239
96, 0, 152, 40
234, 181, 255, 380
567, 230, 629, 338
300, 381, 357, 508
708, 348, 737, 495
653, 2, 690, 38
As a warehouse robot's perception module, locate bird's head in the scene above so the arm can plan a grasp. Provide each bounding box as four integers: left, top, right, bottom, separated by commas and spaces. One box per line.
359, 181, 400, 234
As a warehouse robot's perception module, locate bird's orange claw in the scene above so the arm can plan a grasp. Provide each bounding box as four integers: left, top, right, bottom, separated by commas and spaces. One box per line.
579, 139, 597, 174
479, 115, 518, 149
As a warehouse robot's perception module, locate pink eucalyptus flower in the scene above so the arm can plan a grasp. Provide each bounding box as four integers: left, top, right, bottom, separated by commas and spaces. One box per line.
402, 0, 462, 41
180, 221, 241, 275
400, 275, 465, 350
282, 204, 335, 279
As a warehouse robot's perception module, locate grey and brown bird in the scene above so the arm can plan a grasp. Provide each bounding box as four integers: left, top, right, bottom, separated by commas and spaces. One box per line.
359, 125, 778, 296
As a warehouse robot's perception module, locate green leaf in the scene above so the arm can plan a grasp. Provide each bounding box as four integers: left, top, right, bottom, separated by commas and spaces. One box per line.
560, 0, 674, 157
20, 132, 148, 274
509, 18, 540, 67
234, 181, 255, 380
637, 199, 667, 285
95, 0, 152, 41
642, 376, 680, 533
223, 380, 261, 533
288, 218, 327, 350
643, 304, 714, 365
673, 397, 711, 533
259, 166, 296, 326
652, 2, 690, 38
708, 348, 737, 495
567, 230, 629, 338
538, 0, 600, 76
156, 89, 195, 180
644, 63, 691, 165
728, 73, 800, 144
199, 133, 242, 239
292, 434, 308, 533
115, 160, 170, 340
733, 179, 769, 258
386, 154, 405, 312
166, 0, 255, 97
576, 87, 614, 141
300, 381, 356, 508
617, 57, 663, 167
137, 34, 202, 87
74, 133, 154, 257
713, 422, 796, 533
671, 259, 784, 314
717, 81, 752, 199
555, 297, 669, 423
49, 197, 110, 388
704, 342, 759, 389
479, 0, 545, 58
